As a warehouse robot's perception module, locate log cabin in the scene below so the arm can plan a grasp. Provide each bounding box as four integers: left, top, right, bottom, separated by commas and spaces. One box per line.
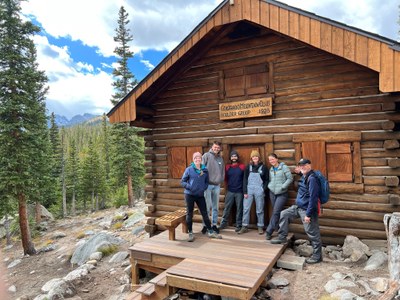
108, 0, 400, 244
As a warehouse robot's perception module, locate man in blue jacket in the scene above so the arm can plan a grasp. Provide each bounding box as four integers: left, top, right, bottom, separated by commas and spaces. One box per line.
271, 158, 322, 264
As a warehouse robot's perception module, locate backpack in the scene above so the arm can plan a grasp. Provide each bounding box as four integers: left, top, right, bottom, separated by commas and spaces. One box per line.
308, 170, 330, 204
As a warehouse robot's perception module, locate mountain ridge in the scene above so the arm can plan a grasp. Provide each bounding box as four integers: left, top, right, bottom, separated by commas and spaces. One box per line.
51, 113, 101, 127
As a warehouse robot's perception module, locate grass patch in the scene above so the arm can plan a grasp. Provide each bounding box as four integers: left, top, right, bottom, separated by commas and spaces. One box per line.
76, 231, 86, 239
112, 222, 123, 230
98, 244, 118, 256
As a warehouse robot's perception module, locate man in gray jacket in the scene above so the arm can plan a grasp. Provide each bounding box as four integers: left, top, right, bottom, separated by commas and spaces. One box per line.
202, 141, 224, 233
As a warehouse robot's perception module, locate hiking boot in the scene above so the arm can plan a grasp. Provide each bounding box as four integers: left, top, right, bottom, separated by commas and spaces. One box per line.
207, 231, 222, 239
218, 223, 227, 231
187, 232, 195, 242
235, 226, 241, 233
237, 226, 248, 234
306, 257, 322, 264
212, 225, 219, 234
258, 227, 264, 235
271, 237, 287, 244
201, 226, 207, 234
265, 233, 272, 240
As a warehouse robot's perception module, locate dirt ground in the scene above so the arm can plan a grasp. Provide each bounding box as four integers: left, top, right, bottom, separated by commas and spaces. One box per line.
1, 204, 389, 300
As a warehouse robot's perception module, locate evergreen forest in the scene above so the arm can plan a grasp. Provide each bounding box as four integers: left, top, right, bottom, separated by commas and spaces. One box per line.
0, 0, 145, 254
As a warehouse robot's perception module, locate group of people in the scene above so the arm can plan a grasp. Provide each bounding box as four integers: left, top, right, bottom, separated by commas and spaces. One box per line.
180, 141, 322, 264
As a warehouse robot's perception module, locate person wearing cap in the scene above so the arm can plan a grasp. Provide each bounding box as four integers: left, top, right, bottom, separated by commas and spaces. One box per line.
238, 150, 269, 235
265, 153, 293, 240
181, 152, 222, 242
271, 158, 322, 264
218, 150, 245, 232
202, 141, 225, 233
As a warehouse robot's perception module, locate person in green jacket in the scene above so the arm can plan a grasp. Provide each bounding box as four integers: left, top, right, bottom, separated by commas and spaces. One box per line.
265, 153, 293, 240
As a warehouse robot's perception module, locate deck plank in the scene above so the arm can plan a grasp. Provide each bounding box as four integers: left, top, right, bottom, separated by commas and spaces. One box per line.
129, 223, 289, 299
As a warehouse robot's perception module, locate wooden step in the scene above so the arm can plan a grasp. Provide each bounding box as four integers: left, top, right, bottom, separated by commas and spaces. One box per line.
136, 282, 155, 296
149, 270, 167, 287
126, 291, 142, 300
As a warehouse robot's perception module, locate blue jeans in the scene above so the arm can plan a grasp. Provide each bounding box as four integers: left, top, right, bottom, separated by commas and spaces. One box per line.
204, 184, 220, 226
220, 191, 243, 228
242, 191, 264, 228
278, 205, 322, 260
266, 191, 288, 235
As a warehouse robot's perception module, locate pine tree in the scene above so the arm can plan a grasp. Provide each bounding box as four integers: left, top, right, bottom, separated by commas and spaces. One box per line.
66, 138, 79, 215
0, 0, 51, 254
110, 6, 144, 207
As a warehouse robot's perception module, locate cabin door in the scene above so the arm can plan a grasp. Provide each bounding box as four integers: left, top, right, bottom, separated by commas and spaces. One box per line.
228, 144, 271, 228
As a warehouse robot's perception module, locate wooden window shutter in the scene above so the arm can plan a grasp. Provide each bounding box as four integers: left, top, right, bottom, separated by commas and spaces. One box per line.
168, 147, 187, 179
224, 67, 245, 97
301, 141, 327, 176
245, 64, 268, 95
168, 146, 203, 179
186, 146, 203, 166
326, 143, 353, 182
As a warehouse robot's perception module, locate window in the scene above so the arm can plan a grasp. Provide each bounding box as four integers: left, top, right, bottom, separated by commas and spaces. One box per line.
222, 63, 273, 99
300, 141, 361, 183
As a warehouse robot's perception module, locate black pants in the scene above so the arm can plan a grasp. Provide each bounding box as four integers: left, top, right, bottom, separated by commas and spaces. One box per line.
185, 194, 212, 233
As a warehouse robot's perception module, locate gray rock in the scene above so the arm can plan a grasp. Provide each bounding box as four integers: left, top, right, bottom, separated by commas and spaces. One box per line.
70, 232, 124, 265
8, 285, 17, 293
64, 267, 89, 282
331, 289, 365, 300
342, 236, 370, 261
268, 277, 290, 288
89, 251, 103, 261
369, 277, 389, 292
51, 231, 67, 239
123, 212, 145, 228
41, 278, 64, 293
124, 265, 132, 276
364, 251, 387, 270
324, 279, 357, 293
109, 251, 129, 263
7, 259, 21, 269
132, 225, 145, 236
295, 244, 313, 257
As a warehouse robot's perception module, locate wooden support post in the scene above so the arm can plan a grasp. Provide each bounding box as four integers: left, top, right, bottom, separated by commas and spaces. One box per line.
384, 212, 400, 282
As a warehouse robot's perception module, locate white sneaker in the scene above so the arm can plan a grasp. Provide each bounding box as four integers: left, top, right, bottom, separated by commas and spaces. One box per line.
188, 232, 195, 242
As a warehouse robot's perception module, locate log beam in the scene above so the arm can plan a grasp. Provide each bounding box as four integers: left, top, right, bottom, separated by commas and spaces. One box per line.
384, 140, 400, 150
385, 176, 399, 187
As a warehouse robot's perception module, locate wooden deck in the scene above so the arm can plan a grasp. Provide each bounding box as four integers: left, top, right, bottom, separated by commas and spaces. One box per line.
129, 223, 290, 300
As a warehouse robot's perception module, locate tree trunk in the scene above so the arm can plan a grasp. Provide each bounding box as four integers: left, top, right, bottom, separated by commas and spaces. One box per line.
384, 212, 400, 282
91, 190, 95, 212
18, 193, 36, 255
96, 193, 99, 211
71, 188, 76, 216
127, 165, 134, 208
62, 175, 67, 217
35, 201, 41, 224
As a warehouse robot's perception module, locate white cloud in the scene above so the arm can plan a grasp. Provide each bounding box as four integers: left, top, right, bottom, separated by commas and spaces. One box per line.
140, 60, 155, 71
33, 35, 113, 118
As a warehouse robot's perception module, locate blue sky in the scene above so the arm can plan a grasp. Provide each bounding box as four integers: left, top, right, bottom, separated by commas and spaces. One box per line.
20, 0, 399, 119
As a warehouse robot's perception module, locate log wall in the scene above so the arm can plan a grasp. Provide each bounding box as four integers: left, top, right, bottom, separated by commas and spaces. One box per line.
141, 28, 400, 244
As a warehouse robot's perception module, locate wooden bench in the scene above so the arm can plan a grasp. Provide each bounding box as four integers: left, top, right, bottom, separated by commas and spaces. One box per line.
155, 208, 198, 240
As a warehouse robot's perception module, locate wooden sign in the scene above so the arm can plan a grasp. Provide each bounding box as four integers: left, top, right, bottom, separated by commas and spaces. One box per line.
219, 97, 272, 120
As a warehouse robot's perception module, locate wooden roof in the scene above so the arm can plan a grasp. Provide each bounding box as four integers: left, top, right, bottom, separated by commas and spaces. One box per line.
108, 0, 400, 123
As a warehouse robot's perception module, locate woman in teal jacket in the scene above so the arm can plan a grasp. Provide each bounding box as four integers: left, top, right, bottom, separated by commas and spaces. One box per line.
266, 153, 293, 240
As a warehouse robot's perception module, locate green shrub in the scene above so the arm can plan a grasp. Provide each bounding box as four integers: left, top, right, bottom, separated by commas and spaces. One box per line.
111, 186, 128, 208
98, 244, 118, 256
